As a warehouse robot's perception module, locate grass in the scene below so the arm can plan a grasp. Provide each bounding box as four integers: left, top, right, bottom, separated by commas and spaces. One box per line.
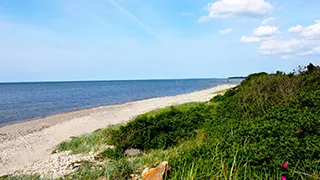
0, 175, 40, 180
55, 125, 117, 154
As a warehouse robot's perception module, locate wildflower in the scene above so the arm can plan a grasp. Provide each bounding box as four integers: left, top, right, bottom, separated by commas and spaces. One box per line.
263, 115, 267, 119
281, 176, 287, 180
282, 162, 288, 169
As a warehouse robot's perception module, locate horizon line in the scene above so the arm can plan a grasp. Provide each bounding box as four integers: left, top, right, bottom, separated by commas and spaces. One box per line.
0, 77, 237, 84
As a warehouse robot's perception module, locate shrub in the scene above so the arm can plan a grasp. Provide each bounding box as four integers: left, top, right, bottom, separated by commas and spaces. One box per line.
110, 103, 214, 150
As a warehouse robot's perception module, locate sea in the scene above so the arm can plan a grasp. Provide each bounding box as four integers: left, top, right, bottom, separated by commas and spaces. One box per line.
0, 79, 240, 126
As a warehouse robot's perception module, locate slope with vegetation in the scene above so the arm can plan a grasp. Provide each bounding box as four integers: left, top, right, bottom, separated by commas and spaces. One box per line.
3, 63, 320, 180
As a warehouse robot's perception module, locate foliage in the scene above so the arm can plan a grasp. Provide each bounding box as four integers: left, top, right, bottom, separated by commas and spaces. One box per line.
109, 103, 214, 150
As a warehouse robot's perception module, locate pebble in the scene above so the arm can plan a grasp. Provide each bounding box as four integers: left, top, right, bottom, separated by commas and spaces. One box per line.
13, 149, 105, 179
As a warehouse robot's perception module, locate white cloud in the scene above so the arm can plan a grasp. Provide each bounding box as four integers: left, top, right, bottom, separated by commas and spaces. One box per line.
241, 25, 278, 43
258, 38, 320, 58
288, 21, 320, 39
240, 36, 262, 42
253, 25, 280, 37
259, 39, 304, 55
261, 17, 275, 25
220, 28, 233, 35
242, 20, 320, 58
301, 20, 320, 39
199, 0, 273, 21
288, 25, 303, 33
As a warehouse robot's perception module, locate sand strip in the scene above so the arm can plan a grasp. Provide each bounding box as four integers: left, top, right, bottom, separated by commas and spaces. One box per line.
0, 84, 237, 175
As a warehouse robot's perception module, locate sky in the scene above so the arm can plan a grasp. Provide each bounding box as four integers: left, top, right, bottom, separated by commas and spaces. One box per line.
0, 0, 319, 82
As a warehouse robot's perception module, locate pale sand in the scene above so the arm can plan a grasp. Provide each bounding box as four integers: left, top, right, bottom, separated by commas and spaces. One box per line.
0, 84, 237, 176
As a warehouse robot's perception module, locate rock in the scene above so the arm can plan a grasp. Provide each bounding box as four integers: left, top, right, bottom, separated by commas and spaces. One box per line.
125, 148, 143, 157
72, 163, 81, 168
142, 161, 171, 180
12, 146, 119, 178
12, 151, 94, 178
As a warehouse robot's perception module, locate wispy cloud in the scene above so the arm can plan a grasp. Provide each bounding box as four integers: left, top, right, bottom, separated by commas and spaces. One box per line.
108, 0, 167, 45
261, 17, 276, 25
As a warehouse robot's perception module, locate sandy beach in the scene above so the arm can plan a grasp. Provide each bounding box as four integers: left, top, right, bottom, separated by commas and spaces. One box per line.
0, 84, 237, 176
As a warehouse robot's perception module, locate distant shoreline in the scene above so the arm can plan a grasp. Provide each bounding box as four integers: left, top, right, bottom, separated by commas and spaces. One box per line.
0, 84, 237, 176
228, 76, 247, 79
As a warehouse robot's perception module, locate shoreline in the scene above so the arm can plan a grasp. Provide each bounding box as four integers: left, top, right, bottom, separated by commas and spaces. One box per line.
0, 84, 237, 176
0, 83, 232, 128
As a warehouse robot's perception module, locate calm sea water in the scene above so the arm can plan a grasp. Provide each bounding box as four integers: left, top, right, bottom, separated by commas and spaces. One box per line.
0, 79, 238, 126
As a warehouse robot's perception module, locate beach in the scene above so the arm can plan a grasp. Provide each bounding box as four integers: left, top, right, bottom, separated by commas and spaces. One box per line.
0, 84, 237, 176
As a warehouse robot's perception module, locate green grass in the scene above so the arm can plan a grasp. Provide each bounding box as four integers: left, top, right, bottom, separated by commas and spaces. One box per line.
54, 125, 117, 154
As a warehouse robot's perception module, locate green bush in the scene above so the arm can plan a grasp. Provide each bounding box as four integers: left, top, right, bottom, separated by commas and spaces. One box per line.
110, 103, 214, 150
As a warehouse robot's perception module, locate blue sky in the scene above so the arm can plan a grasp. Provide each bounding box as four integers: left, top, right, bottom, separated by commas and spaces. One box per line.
0, 0, 319, 82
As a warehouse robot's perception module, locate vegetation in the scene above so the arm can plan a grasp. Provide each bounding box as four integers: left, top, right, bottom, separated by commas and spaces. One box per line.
55, 126, 115, 154
4, 63, 320, 179
110, 102, 214, 150
0, 175, 40, 180
169, 63, 320, 179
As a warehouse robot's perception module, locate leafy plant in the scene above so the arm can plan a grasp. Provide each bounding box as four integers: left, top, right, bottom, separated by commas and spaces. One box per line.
110, 103, 214, 150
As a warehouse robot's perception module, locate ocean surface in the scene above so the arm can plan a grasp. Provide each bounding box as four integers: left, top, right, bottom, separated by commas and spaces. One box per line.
0, 79, 239, 126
